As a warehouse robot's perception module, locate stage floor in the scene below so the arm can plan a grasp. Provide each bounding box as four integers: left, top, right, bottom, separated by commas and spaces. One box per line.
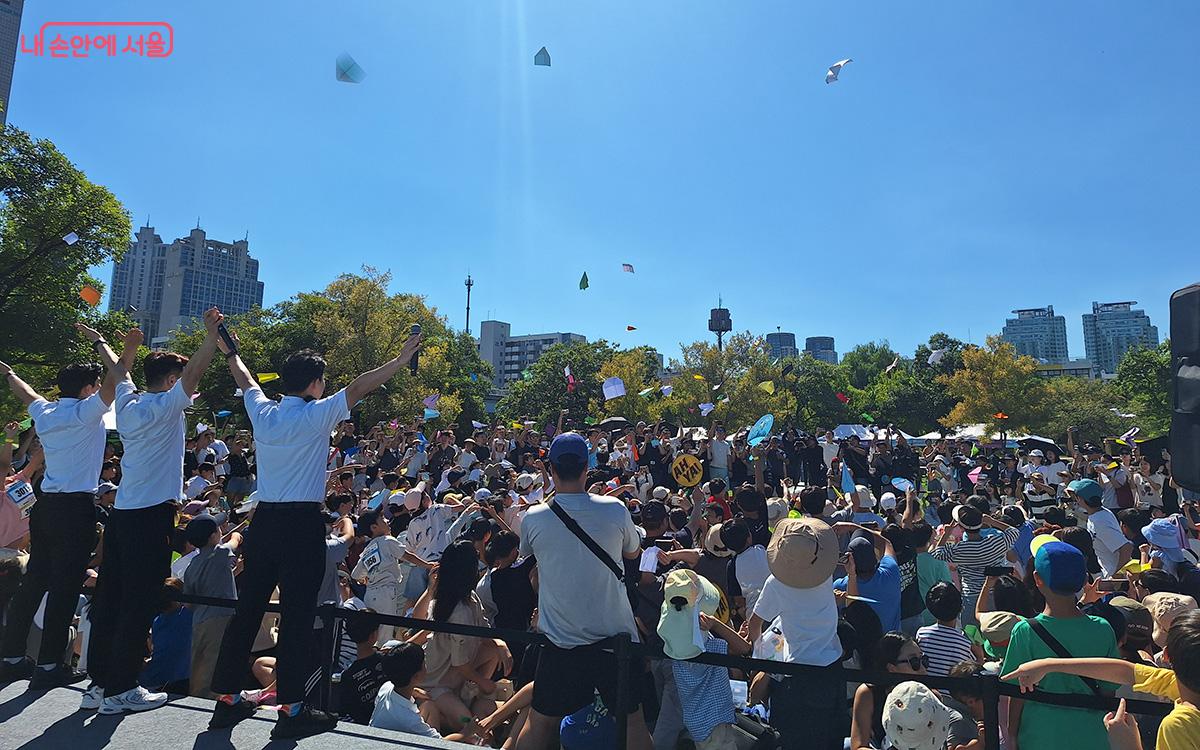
0, 682, 476, 750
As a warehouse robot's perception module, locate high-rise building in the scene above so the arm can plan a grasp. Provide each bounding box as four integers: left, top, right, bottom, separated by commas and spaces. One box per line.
803, 336, 838, 364
0, 0, 24, 124
765, 331, 798, 360
110, 225, 265, 344
478, 320, 586, 389
1000, 306, 1069, 363
1082, 301, 1159, 376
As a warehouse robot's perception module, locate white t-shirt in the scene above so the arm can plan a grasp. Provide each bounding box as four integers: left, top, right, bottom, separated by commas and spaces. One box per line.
210, 439, 230, 476
402, 448, 427, 478
1088, 509, 1131, 578
520, 492, 641, 648
734, 545, 771, 616
113, 379, 192, 508
243, 387, 350, 503
370, 683, 440, 737
404, 504, 458, 563
353, 535, 407, 589
752, 575, 842, 668
184, 476, 210, 500
709, 440, 731, 470
1135, 473, 1165, 508
28, 394, 109, 494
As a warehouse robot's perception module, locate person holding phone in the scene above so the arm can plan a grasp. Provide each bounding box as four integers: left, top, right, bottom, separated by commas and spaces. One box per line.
929, 503, 1020, 627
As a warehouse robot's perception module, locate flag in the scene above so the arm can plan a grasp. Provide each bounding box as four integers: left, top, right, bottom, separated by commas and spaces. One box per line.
259, 373, 280, 383
423, 394, 440, 409
564, 365, 576, 393
699, 402, 716, 416
759, 381, 775, 394
661, 385, 673, 396
423, 408, 440, 420
835, 392, 849, 404
841, 464, 856, 494
602, 377, 626, 400
626, 325, 637, 331
79, 285, 101, 307
622, 263, 634, 273
579, 272, 589, 290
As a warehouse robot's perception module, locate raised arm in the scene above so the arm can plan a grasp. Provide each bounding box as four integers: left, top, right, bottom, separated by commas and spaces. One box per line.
181, 307, 224, 394
344, 333, 422, 407
74, 323, 122, 405
0, 361, 43, 406
900, 487, 920, 528
214, 329, 257, 391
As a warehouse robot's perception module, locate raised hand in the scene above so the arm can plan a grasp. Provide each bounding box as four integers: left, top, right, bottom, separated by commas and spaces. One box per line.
122, 328, 144, 349
75, 322, 103, 342
202, 307, 224, 333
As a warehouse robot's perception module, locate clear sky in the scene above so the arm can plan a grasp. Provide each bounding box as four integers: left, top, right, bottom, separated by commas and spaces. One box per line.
12, 1, 1198, 363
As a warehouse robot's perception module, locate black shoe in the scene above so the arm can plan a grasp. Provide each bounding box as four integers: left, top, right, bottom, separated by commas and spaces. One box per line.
28, 664, 87, 690
0, 658, 34, 684
270, 706, 337, 741
208, 698, 259, 730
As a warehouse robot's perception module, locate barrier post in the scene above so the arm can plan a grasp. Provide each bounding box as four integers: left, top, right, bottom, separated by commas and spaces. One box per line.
982, 674, 1001, 750
614, 633, 633, 750
317, 603, 336, 711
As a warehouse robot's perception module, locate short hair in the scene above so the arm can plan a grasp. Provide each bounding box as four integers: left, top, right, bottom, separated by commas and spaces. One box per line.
382, 472, 400, 488
380, 642, 426, 688
338, 470, 354, 482
551, 453, 586, 482
799, 487, 827, 517
936, 501, 956, 525
143, 352, 188, 387
159, 577, 184, 613
908, 522, 934, 548
948, 661, 986, 702
56, 362, 104, 398
1140, 569, 1179, 595
281, 349, 327, 394
719, 518, 751, 553
345, 608, 380, 645
925, 581, 963, 622
326, 492, 354, 512
1166, 611, 1200, 693
197, 462, 215, 474
484, 530, 520, 565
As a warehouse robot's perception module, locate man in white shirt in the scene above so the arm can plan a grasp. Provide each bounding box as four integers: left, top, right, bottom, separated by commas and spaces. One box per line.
84, 308, 223, 715
207, 328, 420, 741
0, 326, 120, 689
516, 433, 653, 750
707, 425, 731, 481
1069, 478, 1132, 578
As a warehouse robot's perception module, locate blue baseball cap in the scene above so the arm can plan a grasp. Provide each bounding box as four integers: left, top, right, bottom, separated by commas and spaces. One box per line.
1067, 479, 1103, 507
1034, 541, 1087, 595
549, 432, 589, 465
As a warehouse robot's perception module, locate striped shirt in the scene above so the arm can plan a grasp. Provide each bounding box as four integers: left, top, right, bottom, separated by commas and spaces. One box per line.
929, 526, 1021, 600
916, 623, 976, 678
1024, 490, 1058, 520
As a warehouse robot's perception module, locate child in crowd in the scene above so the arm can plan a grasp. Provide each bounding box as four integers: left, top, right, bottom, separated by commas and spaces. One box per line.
352, 510, 408, 644
138, 578, 192, 694
336, 609, 384, 725
370, 643, 467, 742
181, 513, 241, 698
916, 582, 977, 679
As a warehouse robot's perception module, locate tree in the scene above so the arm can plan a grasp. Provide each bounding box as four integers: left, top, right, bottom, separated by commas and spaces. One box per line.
1033, 376, 1127, 446
839, 341, 900, 389
1114, 342, 1172, 437
591, 347, 662, 425
496, 340, 616, 429
864, 368, 957, 437
781, 355, 853, 431
939, 336, 1048, 432
0, 126, 132, 420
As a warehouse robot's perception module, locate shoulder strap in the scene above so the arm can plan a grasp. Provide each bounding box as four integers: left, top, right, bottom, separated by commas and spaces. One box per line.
1026, 619, 1104, 696
547, 499, 625, 582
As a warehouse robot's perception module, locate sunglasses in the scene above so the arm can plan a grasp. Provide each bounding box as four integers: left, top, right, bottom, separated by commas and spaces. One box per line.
894, 654, 931, 671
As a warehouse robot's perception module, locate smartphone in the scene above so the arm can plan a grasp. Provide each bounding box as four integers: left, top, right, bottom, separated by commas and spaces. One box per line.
1097, 578, 1131, 593
983, 566, 1011, 577
653, 539, 674, 552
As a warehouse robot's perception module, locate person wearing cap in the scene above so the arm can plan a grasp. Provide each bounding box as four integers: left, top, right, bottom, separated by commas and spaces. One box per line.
1094, 452, 1133, 511
207, 324, 420, 739
1000, 541, 1121, 750
746, 517, 845, 749
831, 485, 887, 530
1069, 478, 1132, 578
835, 525, 903, 633
0, 326, 128, 689
351, 510, 408, 645
516, 432, 652, 750
1142, 516, 1200, 600
929, 501, 1020, 627
94, 481, 119, 526
182, 513, 242, 700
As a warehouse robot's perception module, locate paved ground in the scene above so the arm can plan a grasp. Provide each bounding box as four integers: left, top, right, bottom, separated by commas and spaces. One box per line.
0, 682, 475, 750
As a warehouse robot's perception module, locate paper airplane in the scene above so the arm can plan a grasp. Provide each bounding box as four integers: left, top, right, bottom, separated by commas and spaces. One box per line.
579, 272, 589, 290
661, 385, 673, 396
79, 285, 101, 306
699, 402, 716, 417
63, 232, 80, 245
826, 58, 852, 84
534, 47, 551, 66
928, 348, 947, 366
622, 263, 634, 273
335, 53, 366, 83
885, 356, 899, 374
759, 381, 775, 394
602, 377, 625, 400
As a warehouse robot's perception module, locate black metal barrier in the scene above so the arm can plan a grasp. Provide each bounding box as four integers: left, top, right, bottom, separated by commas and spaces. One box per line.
90, 590, 1174, 750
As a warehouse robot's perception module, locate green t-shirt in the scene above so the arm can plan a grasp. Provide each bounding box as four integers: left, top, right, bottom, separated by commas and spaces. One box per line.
1001, 614, 1120, 749
915, 552, 953, 625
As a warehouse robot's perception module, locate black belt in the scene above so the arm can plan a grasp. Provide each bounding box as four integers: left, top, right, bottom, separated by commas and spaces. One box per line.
255, 501, 323, 509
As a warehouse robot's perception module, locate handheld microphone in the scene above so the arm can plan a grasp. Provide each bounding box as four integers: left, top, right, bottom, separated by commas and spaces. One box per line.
217, 323, 238, 355
409, 323, 421, 375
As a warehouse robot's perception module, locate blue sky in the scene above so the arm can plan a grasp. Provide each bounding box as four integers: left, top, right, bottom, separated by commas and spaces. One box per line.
12, 1, 1198, 363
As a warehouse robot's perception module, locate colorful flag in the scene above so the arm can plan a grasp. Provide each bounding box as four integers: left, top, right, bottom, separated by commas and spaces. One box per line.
622, 263, 634, 273
835, 392, 849, 404
579, 272, 589, 290
259, 373, 280, 383
79, 285, 101, 306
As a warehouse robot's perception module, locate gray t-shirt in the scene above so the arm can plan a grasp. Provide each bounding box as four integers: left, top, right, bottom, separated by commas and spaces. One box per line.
183, 543, 237, 625
519, 492, 641, 648
318, 536, 350, 613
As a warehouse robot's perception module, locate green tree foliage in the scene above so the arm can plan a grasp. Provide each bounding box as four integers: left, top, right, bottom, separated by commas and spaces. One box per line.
591, 347, 663, 425
1114, 342, 1172, 437
781, 355, 853, 431
496, 340, 616, 429
939, 336, 1048, 433
1033, 376, 1127, 445
0, 126, 132, 419
839, 341, 900, 389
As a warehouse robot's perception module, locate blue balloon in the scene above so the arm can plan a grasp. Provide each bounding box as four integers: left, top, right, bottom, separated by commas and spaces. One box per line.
747, 414, 774, 447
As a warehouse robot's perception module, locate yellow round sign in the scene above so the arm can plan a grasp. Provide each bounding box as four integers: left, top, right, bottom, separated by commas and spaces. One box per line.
670, 454, 704, 488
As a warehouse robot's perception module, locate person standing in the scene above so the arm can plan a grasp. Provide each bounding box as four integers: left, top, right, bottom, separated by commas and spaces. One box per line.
0, 326, 121, 688
1070, 478, 1132, 579
515, 433, 652, 750
206, 329, 420, 740
83, 308, 224, 715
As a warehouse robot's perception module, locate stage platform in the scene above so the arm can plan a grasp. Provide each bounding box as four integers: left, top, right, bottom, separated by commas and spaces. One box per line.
0, 682, 476, 750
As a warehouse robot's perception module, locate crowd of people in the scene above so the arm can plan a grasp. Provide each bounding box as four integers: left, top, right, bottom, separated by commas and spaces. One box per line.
2, 315, 1200, 750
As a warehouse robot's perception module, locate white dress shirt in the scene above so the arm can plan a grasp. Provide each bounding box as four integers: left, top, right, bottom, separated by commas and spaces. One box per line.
243, 386, 350, 503
114, 379, 191, 509
28, 394, 110, 494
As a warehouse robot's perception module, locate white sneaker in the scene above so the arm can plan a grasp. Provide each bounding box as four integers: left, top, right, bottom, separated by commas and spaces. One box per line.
79, 684, 104, 711
98, 686, 168, 715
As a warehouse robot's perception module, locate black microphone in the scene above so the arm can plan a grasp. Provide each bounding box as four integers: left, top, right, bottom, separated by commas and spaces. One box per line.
217, 323, 238, 355
409, 323, 421, 375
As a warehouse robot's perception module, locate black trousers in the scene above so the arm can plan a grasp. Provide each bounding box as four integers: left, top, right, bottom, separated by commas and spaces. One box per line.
0, 492, 97, 664
86, 501, 176, 694
210, 502, 324, 704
